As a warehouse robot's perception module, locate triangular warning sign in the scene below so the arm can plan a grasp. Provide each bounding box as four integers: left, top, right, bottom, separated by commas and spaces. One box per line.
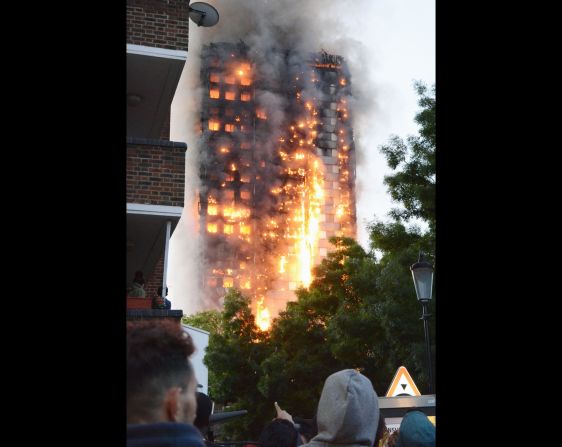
386, 366, 421, 397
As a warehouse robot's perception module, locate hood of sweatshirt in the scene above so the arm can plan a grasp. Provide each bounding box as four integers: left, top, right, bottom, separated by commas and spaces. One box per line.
307, 369, 379, 447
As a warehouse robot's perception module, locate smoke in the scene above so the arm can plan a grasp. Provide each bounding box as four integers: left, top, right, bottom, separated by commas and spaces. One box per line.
170, 0, 383, 316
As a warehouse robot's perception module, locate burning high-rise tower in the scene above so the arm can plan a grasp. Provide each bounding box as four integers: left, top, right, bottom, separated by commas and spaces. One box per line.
194, 41, 356, 329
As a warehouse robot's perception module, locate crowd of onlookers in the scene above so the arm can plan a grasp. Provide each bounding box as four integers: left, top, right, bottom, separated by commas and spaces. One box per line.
127, 320, 435, 447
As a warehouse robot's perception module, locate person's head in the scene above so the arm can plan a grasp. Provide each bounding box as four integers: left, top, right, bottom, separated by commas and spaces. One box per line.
313, 369, 379, 447
395, 411, 435, 447
127, 320, 198, 425
134, 270, 145, 285
385, 430, 399, 447
193, 392, 213, 434
259, 419, 299, 447
157, 286, 169, 297
374, 413, 388, 446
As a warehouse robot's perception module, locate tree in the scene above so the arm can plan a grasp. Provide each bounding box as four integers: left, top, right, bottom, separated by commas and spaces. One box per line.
379, 82, 435, 233
368, 81, 436, 390
260, 237, 389, 411
201, 289, 272, 440
182, 309, 222, 334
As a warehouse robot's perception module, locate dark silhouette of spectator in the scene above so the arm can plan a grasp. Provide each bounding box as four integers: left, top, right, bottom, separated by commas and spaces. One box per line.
127, 320, 206, 447
128, 271, 146, 297
193, 392, 213, 444
259, 419, 299, 447
293, 416, 317, 444
394, 411, 435, 447
153, 286, 171, 309
302, 369, 379, 447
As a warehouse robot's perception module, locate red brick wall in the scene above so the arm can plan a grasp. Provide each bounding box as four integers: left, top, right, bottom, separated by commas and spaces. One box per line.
126, 142, 186, 207
146, 253, 165, 299
127, 0, 190, 51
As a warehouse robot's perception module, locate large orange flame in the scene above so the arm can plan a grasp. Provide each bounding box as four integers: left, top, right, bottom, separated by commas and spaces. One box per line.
256, 297, 271, 331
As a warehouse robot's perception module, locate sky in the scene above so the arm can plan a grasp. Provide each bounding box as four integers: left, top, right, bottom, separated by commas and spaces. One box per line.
167, 0, 435, 312
348, 0, 435, 249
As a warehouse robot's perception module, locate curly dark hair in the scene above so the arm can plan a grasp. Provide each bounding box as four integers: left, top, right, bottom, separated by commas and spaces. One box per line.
258, 419, 299, 447
127, 320, 195, 423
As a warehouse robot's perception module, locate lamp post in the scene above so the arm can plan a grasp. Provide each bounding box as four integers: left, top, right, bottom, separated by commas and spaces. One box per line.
410, 252, 434, 394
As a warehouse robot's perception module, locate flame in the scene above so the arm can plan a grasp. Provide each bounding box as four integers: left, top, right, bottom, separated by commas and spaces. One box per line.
223, 205, 250, 220
279, 256, 287, 273
335, 205, 345, 219
256, 298, 271, 331
273, 106, 325, 290
207, 223, 217, 233
208, 120, 220, 131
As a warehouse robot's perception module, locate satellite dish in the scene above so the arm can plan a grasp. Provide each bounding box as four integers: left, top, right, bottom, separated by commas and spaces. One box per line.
189, 2, 219, 27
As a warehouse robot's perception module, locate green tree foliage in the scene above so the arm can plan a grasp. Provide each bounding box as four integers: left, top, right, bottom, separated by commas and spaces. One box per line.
201, 289, 272, 440
380, 82, 435, 232
182, 310, 222, 334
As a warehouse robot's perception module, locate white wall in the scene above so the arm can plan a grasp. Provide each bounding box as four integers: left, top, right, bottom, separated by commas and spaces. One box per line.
182, 324, 210, 395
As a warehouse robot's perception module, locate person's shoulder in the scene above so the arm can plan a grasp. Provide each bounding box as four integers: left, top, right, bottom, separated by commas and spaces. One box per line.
181, 424, 207, 447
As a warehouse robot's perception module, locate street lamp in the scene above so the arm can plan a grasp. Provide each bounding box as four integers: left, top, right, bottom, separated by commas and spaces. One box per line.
410, 252, 434, 394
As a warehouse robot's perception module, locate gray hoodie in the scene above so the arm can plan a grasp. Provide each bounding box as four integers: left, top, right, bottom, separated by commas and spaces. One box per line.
304, 369, 380, 447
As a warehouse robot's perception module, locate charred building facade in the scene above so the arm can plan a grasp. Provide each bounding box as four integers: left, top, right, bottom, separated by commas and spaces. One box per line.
196, 42, 356, 328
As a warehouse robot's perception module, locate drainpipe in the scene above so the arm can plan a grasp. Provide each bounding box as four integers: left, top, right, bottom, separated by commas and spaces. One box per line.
162, 220, 172, 300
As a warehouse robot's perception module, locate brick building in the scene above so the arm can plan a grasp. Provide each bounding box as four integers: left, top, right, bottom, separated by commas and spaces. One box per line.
126, 0, 192, 320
